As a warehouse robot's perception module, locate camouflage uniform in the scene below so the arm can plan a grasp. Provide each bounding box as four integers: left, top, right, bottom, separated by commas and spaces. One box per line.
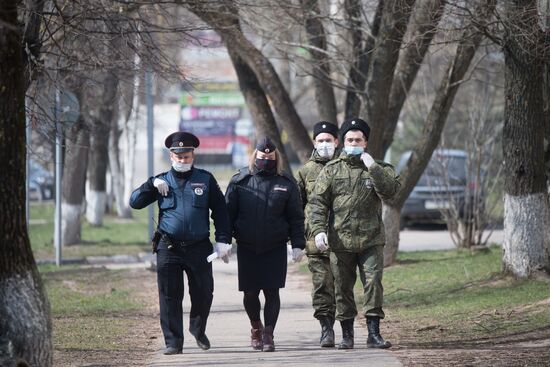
308, 152, 400, 321
297, 150, 336, 320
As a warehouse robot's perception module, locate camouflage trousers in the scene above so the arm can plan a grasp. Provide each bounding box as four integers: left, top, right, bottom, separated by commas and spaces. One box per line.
330, 245, 385, 321
307, 254, 336, 319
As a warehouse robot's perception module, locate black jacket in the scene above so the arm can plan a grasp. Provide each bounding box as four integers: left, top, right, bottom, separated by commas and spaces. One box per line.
129, 167, 231, 244
225, 167, 305, 254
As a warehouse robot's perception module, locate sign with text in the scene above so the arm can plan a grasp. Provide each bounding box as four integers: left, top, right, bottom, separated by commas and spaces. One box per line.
180, 106, 241, 121
179, 85, 252, 158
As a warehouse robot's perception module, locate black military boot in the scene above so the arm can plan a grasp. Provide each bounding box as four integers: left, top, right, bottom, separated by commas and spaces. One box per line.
338, 319, 354, 349
319, 316, 335, 347
366, 316, 392, 349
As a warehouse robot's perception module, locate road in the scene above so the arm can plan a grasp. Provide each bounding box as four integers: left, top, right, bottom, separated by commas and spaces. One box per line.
399, 225, 503, 252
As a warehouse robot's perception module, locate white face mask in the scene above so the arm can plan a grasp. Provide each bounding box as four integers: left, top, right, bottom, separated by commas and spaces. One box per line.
343, 146, 365, 156
315, 142, 335, 158
172, 161, 192, 172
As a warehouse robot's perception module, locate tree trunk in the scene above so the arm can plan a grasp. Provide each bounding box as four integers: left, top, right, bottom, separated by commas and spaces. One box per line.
543, 2, 550, 181
361, 0, 416, 159
108, 76, 132, 218
228, 48, 293, 173
384, 0, 494, 265
382, 204, 401, 266
62, 112, 90, 246
381, 0, 445, 153
343, 0, 382, 120
86, 74, 117, 226
0, 1, 52, 365
302, 0, 337, 123
121, 69, 140, 215
502, 0, 550, 277
183, 1, 313, 163
86, 123, 108, 226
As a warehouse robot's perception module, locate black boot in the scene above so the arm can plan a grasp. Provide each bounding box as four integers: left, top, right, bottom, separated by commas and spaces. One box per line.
366, 316, 392, 349
319, 316, 335, 347
338, 319, 354, 349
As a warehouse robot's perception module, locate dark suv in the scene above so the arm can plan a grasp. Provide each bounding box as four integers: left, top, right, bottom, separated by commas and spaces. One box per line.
397, 149, 479, 228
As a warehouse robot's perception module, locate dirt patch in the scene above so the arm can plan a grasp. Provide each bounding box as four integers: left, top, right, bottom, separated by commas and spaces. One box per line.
52, 267, 161, 366
384, 317, 550, 366
392, 347, 550, 367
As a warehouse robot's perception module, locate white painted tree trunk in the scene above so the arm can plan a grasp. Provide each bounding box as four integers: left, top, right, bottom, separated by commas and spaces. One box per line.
85, 190, 106, 226
108, 127, 130, 218
0, 272, 52, 366
503, 193, 550, 278
121, 77, 140, 213
382, 204, 401, 267
109, 53, 140, 219
61, 203, 82, 246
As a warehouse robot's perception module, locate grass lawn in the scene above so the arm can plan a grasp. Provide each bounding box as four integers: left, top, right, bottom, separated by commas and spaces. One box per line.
40, 264, 159, 365
42, 266, 142, 349
29, 202, 151, 261
383, 247, 550, 341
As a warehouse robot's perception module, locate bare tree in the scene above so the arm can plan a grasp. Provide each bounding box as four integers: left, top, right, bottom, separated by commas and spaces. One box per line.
61, 109, 90, 246
0, 0, 52, 365
228, 48, 293, 172
301, 0, 338, 122
383, 0, 497, 265
182, 0, 314, 164
501, 0, 550, 277
177, 0, 500, 265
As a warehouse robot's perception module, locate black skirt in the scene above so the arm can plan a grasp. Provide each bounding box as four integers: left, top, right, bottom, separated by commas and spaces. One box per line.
237, 244, 288, 291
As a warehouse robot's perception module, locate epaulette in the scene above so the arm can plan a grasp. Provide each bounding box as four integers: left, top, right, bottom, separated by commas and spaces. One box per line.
231, 167, 251, 183
374, 160, 395, 168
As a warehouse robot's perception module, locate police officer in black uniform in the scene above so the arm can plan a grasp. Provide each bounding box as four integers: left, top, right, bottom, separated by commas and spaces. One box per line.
129, 131, 232, 355
225, 137, 305, 352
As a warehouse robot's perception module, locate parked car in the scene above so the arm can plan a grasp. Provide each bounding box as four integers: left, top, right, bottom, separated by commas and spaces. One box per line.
397, 149, 482, 228
28, 159, 54, 201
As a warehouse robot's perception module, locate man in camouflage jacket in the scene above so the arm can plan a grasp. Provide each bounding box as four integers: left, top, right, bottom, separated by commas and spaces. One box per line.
308, 118, 400, 350
297, 121, 339, 347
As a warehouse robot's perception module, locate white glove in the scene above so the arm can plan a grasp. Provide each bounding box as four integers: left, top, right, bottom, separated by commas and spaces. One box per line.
215, 242, 232, 258
292, 248, 304, 262
361, 152, 375, 168
206, 251, 230, 264
153, 178, 169, 196
314, 232, 328, 252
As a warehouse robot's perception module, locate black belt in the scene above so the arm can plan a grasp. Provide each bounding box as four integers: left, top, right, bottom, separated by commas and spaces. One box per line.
161, 234, 207, 250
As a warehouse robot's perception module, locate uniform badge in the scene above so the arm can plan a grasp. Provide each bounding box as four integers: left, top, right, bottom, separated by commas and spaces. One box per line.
194, 187, 204, 195
365, 179, 374, 188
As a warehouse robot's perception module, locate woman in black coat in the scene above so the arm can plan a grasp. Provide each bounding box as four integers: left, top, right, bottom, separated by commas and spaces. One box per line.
225, 137, 305, 352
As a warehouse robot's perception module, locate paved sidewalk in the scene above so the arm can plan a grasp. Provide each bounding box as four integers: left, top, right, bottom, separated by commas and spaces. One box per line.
146, 256, 402, 367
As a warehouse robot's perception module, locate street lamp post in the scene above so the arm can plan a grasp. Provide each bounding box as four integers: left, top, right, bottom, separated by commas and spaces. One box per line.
146, 70, 154, 240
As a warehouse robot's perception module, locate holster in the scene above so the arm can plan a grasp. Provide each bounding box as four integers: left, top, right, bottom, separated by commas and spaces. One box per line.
151, 230, 162, 253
